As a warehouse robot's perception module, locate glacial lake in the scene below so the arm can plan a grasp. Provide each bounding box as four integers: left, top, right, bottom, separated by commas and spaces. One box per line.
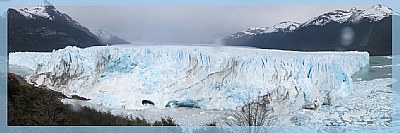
351, 56, 393, 82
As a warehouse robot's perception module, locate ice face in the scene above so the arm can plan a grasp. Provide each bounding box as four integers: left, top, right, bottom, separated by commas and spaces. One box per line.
8, 45, 369, 110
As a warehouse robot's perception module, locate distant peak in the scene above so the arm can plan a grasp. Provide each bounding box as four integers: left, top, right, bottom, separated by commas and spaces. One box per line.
11, 0, 61, 20
372, 4, 384, 8
274, 21, 301, 29
301, 5, 393, 27
332, 9, 348, 13
43, 0, 57, 9
280, 21, 292, 23
350, 7, 357, 12
97, 28, 111, 34
42, 0, 56, 10
44, 0, 52, 6
226, 20, 301, 39
369, 4, 392, 11
278, 21, 300, 25
358, 4, 392, 21
227, 5, 395, 39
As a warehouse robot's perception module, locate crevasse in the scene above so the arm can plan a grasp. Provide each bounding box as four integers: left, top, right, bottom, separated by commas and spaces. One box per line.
8, 45, 369, 110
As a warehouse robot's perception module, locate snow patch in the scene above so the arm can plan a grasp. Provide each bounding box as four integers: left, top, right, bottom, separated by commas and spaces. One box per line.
18, 6, 53, 20
303, 5, 392, 27
359, 5, 392, 21
12, 0, 57, 20
228, 21, 301, 39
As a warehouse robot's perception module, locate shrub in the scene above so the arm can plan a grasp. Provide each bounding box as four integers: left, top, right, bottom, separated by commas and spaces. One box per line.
226, 99, 274, 126
152, 117, 178, 126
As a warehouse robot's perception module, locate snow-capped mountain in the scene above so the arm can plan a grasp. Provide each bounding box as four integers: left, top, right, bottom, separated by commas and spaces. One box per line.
17, 0, 54, 20
96, 28, 130, 45
228, 21, 301, 39
13, 0, 90, 33
357, 5, 392, 21
302, 5, 392, 27
8, 0, 102, 52
9, 45, 369, 110
301, 8, 361, 27
224, 5, 396, 56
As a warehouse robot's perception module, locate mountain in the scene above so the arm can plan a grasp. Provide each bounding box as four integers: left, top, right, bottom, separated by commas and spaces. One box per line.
96, 28, 130, 45
7, 0, 103, 52
227, 21, 301, 39
224, 5, 396, 56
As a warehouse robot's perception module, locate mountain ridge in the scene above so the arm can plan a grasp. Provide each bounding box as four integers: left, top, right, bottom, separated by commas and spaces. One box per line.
7, 0, 129, 52
224, 5, 395, 56
8, 0, 103, 52
96, 28, 130, 45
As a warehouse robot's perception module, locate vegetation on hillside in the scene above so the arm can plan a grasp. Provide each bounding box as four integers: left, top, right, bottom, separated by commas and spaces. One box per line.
7, 73, 177, 126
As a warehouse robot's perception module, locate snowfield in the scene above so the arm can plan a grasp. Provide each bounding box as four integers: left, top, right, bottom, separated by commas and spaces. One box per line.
8, 45, 369, 113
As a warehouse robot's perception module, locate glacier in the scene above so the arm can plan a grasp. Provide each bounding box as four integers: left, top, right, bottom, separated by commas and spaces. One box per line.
8, 45, 369, 111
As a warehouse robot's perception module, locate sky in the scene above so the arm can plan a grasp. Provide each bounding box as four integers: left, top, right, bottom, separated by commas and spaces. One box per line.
1, 0, 398, 43
56, 6, 361, 43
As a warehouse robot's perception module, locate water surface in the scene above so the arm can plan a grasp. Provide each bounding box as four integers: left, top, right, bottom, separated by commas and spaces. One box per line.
352, 56, 393, 81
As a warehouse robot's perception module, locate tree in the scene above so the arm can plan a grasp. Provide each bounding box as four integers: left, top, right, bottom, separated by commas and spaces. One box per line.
226, 95, 274, 126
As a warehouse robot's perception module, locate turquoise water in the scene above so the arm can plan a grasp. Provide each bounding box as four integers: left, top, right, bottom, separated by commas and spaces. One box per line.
8, 64, 33, 77
352, 56, 393, 81
391, 55, 400, 127
352, 56, 399, 127
0, 55, 6, 88
351, 56, 400, 128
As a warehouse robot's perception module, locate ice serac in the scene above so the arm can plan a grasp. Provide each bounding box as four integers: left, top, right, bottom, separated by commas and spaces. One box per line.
9, 46, 369, 110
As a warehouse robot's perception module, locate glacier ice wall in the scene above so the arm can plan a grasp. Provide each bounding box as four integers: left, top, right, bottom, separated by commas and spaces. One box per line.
9, 45, 369, 110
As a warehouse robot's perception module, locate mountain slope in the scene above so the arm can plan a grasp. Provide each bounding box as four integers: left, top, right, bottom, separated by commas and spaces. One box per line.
227, 21, 301, 39
96, 28, 130, 44
224, 5, 395, 56
7, 73, 176, 126
7, 0, 103, 52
